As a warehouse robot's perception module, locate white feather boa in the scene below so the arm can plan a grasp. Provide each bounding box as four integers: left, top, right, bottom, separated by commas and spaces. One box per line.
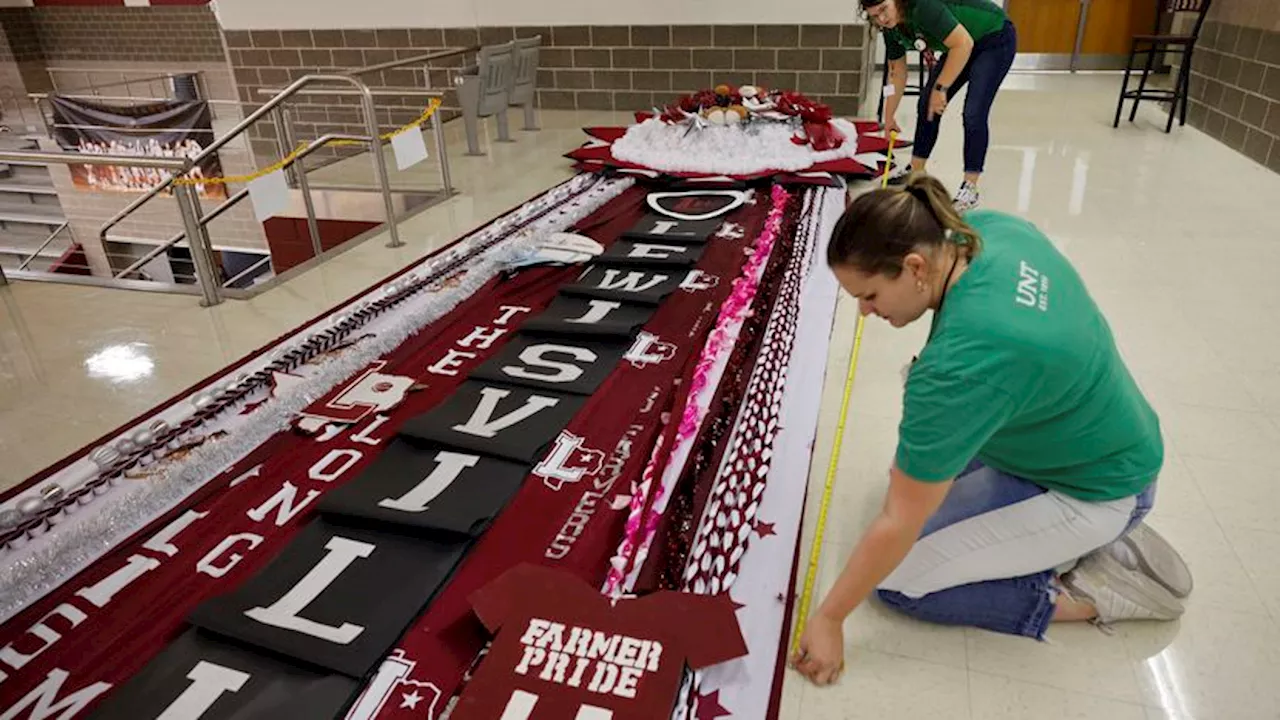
610, 117, 861, 175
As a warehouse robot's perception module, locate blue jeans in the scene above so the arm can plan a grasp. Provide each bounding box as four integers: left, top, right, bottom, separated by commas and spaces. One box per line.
877, 461, 1156, 639
913, 20, 1019, 174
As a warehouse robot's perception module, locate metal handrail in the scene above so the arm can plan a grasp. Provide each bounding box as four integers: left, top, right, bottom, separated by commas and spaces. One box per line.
28, 91, 240, 137
99, 73, 400, 247
46, 68, 203, 96
253, 86, 452, 196
31, 92, 241, 107
113, 132, 368, 281
347, 46, 480, 76
222, 255, 273, 289
0, 148, 188, 288
0, 148, 188, 170
256, 87, 445, 98
45, 122, 217, 135
17, 222, 73, 271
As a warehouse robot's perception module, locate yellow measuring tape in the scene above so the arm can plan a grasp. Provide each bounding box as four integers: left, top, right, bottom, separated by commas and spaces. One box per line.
789, 131, 897, 654
172, 98, 442, 187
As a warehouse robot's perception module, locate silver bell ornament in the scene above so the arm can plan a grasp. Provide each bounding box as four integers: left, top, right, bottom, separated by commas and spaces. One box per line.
17, 496, 45, 517
0, 508, 23, 529
89, 445, 121, 470
191, 393, 216, 412
114, 437, 139, 455
40, 484, 65, 504
132, 428, 155, 448
150, 419, 173, 439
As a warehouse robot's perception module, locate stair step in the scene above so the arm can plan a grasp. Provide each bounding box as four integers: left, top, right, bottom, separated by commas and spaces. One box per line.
0, 209, 66, 226
0, 193, 63, 213
0, 137, 39, 151
0, 243, 65, 258
0, 163, 10, 179
0, 183, 56, 196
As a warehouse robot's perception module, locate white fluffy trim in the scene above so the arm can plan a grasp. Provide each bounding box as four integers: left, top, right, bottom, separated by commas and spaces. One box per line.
610, 118, 861, 175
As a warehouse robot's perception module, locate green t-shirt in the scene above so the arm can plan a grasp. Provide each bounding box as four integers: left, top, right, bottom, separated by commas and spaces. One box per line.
896, 210, 1163, 502
884, 0, 1009, 60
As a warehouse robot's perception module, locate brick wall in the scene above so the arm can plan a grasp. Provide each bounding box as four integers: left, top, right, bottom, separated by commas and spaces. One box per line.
0, 7, 52, 98
29, 5, 225, 62
1184, 3, 1280, 173
0, 9, 43, 62
221, 27, 466, 166
0, 5, 267, 254
521, 24, 868, 115
0, 27, 30, 127
223, 23, 873, 166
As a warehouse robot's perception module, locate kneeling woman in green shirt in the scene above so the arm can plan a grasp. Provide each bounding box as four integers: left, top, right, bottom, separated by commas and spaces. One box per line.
864, 0, 1017, 210
791, 174, 1193, 686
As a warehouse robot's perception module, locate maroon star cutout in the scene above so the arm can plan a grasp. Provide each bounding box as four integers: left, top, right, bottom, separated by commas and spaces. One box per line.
695, 690, 731, 720
753, 520, 777, 538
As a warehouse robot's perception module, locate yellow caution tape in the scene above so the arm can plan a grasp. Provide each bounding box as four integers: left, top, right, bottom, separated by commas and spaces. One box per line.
790, 131, 897, 654
172, 98, 442, 187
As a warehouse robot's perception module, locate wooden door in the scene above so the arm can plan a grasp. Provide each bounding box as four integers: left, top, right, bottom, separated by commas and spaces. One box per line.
1006, 0, 1083, 54
1081, 0, 1160, 56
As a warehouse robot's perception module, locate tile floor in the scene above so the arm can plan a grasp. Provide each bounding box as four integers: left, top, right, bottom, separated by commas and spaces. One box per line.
789, 74, 1280, 720
2, 73, 1279, 719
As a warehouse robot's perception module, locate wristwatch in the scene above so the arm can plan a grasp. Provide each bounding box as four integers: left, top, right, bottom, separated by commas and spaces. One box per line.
935, 82, 950, 93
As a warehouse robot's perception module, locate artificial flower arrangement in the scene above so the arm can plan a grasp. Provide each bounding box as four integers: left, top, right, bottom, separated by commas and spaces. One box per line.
655, 84, 847, 152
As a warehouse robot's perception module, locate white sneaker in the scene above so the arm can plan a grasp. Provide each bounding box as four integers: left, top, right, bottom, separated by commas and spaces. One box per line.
1112, 522, 1193, 599
953, 181, 980, 212
1062, 551, 1185, 624
885, 162, 912, 185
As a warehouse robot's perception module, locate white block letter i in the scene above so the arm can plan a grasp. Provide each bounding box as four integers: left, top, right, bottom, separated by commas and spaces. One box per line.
155, 662, 250, 720
498, 690, 613, 720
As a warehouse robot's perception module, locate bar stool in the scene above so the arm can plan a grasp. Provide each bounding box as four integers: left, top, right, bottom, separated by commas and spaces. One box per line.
1113, 0, 1213, 133
877, 48, 928, 126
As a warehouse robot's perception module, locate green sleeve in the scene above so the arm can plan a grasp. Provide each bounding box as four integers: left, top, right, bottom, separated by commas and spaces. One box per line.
884, 30, 907, 61
895, 368, 1015, 482
913, 0, 961, 44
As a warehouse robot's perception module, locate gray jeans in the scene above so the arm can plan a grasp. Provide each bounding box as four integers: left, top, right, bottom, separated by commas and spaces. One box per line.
876, 460, 1155, 638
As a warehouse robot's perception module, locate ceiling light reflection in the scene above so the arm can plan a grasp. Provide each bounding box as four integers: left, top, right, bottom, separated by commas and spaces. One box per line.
1143, 650, 1191, 719
85, 343, 155, 383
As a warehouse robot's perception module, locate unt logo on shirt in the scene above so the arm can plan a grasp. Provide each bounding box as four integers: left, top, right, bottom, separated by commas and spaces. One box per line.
1015, 261, 1050, 312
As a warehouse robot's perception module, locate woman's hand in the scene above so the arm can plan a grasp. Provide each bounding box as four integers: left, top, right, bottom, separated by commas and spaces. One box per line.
790, 612, 846, 686
927, 90, 948, 121
882, 116, 903, 137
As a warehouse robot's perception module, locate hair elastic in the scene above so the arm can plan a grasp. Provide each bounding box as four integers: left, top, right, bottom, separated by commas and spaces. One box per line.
904, 184, 930, 204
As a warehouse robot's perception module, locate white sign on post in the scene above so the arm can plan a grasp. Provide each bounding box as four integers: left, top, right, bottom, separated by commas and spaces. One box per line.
248, 170, 291, 222
391, 129, 430, 171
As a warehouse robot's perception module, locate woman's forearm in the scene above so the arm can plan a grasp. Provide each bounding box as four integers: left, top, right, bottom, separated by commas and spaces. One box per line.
815, 510, 921, 622
937, 42, 973, 88
885, 59, 909, 121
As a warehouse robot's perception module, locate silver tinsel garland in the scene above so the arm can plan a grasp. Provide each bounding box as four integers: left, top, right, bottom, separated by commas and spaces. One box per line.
0, 172, 608, 548
0, 175, 631, 623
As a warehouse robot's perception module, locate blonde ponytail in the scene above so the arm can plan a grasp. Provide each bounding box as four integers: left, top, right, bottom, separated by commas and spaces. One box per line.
903, 174, 982, 256
826, 172, 983, 276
